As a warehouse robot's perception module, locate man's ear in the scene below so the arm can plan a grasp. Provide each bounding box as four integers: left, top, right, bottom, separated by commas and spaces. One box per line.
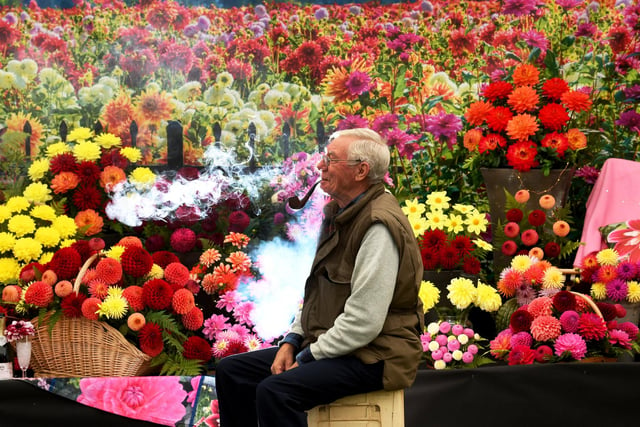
355, 162, 370, 181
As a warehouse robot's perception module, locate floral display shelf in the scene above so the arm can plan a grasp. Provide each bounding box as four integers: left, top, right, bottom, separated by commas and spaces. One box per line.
17, 375, 218, 427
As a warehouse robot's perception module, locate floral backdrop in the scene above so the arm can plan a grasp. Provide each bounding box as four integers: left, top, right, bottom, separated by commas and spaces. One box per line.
1, 0, 640, 424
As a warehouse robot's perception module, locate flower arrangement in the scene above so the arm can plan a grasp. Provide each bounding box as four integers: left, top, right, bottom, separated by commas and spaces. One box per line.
0, 193, 84, 285
575, 248, 640, 305
191, 232, 267, 361
494, 189, 581, 264
496, 254, 567, 307
489, 290, 640, 364
0, 236, 210, 375
462, 63, 593, 173
403, 191, 491, 275
4, 319, 35, 342
420, 320, 492, 369
26, 127, 146, 236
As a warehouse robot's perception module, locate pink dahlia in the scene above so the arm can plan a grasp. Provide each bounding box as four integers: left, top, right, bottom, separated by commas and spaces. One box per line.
578, 313, 608, 340
559, 310, 580, 333
535, 345, 553, 363
489, 329, 513, 359
527, 296, 553, 318
531, 315, 562, 341
617, 321, 639, 341
510, 331, 533, 347
170, 228, 197, 253
554, 333, 587, 360
608, 329, 632, 349
508, 344, 536, 365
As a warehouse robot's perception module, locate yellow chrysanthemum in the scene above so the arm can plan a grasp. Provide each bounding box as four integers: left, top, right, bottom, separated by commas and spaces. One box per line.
590, 282, 607, 300
8, 215, 36, 237
475, 282, 502, 312
419, 280, 440, 312
0, 257, 20, 282
596, 248, 619, 266
0, 206, 11, 223
106, 286, 124, 298
67, 127, 94, 143
511, 255, 533, 272
542, 267, 565, 289
452, 203, 475, 215
39, 252, 54, 264
0, 232, 16, 252
51, 216, 78, 239
426, 191, 450, 211
34, 227, 61, 248
94, 133, 122, 149
409, 215, 429, 237
97, 294, 128, 319
45, 142, 71, 158
445, 214, 465, 234
12, 237, 43, 262
59, 239, 76, 248
5, 196, 30, 213
465, 212, 488, 235
627, 281, 640, 303
28, 159, 50, 181
426, 210, 446, 230
447, 277, 477, 310
120, 146, 142, 163
105, 244, 126, 261
73, 140, 101, 162
402, 198, 426, 217
147, 263, 164, 280
130, 167, 156, 190
30, 205, 57, 222
23, 182, 52, 204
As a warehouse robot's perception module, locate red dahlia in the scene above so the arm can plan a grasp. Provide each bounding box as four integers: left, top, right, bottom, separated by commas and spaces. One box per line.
578, 313, 607, 340
538, 103, 570, 131
172, 288, 195, 314
420, 229, 447, 250
506, 208, 524, 222
24, 281, 54, 307
528, 209, 547, 226
182, 306, 204, 331
138, 322, 164, 357
71, 240, 94, 264
49, 153, 78, 174
542, 77, 570, 100
49, 247, 83, 280
151, 250, 180, 268
482, 81, 513, 101
182, 336, 212, 362
486, 106, 513, 132
510, 308, 534, 333
122, 286, 145, 312
544, 242, 561, 258
552, 290, 577, 313
170, 228, 197, 253
228, 210, 251, 233
61, 292, 87, 318
462, 256, 481, 275
506, 141, 539, 172
72, 184, 103, 211
81, 297, 101, 320
76, 161, 101, 182
164, 262, 190, 288
142, 279, 173, 310
420, 247, 440, 270
120, 246, 154, 277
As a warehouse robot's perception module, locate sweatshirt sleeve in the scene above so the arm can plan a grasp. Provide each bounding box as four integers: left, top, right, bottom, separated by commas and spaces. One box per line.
300, 222, 399, 363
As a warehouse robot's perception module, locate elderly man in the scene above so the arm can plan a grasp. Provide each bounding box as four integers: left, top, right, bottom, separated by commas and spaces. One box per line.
215, 128, 424, 426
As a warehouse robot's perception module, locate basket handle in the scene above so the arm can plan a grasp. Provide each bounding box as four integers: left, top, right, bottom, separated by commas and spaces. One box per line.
570, 291, 604, 320
73, 253, 99, 295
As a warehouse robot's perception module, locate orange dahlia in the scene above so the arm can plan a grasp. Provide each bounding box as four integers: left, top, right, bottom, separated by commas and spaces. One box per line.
81, 297, 101, 320
50, 171, 80, 194
134, 89, 174, 123
561, 90, 592, 113
506, 140, 539, 171
75, 209, 104, 236
88, 279, 109, 299
24, 281, 54, 307
172, 288, 195, 315
511, 63, 540, 87
123, 286, 145, 312
463, 128, 483, 151
181, 306, 204, 331
464, 100, 493, 126
323, 57, 372, 103
506, 114, 539, 141
566, 128, 587, 150
164, 262, 190, 288
102, 93, 135, 138
507, 86, 539, 113
99, 166, 127, 192
127, 312, 146, 332
95, 257, 123, 285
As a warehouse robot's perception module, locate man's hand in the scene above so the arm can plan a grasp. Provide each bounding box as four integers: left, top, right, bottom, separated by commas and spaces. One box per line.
271, 343, 297, 374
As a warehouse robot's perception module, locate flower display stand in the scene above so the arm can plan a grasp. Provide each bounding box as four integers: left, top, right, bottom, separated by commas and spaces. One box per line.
306, 389, 404, 427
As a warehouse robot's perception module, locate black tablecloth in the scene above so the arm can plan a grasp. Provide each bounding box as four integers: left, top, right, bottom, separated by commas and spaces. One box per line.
1, 363, 639, 426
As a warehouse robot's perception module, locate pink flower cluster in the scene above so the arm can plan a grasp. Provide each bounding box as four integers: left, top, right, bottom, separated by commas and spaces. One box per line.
420, 321, 480, 369
490, 291, 639, 364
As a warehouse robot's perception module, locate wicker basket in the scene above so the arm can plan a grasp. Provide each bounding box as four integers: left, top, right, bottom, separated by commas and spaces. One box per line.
28, 253, 154, 377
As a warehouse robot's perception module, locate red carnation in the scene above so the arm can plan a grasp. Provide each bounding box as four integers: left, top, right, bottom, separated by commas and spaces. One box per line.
81, 297, 101, 320
49, 247, 83, 280
123, 286, 145, 312
182, 306, 204, 331
528, 209, 546, 226
151, 250, 180, 268
138, 322, 164, 357
120, 246, 154, 278
228, 210, 251, 233
24, 281, 54, 307
142, 279, 173, 310
61, 292, 88, 318
170, 228, 197, 253
182, 336, 212, 362
506, 208, 523, 223
552, 290, 577, 313
510, 308, 533, 333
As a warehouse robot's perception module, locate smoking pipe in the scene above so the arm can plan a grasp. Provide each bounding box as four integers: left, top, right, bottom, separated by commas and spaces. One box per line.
287, 181, 320, 210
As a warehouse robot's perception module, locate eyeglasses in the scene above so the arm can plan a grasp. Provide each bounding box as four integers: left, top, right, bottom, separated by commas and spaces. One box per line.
320, 153, 362, 168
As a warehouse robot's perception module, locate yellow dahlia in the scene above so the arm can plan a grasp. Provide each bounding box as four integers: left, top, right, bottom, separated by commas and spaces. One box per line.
34, 227, 61, 247
419, 280, 440, 312
51, 216, 78, 239
447, 277, 476, 310
596, 248, 619, 266
13, 237, 43, 262
94, 133, 122, 149
73, 140, 101, 162
130, 167, 156, 190
8, 215, 36, 237
45, 142, 71, 158
5, 196, 30, 213
0, 232, 16, 252
0, 258, 20, 282
23, 182, 52, 204
120, 146, 142, 163
426, 191, 450, 211
28, 159, 50, 181
67, 127, 94, 143
475, 282, 502, 312
402, 198, 426, 217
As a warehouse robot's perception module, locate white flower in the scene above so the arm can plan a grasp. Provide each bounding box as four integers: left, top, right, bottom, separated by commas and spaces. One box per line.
433, 360, 447, 370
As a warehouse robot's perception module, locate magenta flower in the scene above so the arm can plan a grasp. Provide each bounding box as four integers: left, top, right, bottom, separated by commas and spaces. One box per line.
559, 310, 580, 333
78, 377, 187, 425
424, 112, 462, 149
608, 329, 632, 349
608, 219, 640, 262
556, 0, 583, 10
574, 165, 600, 184
502, 0, 539, 17
605, 278, 629, 301
345, 71, 372, 96
554, 333, 587, 360
336, 115, 369, 130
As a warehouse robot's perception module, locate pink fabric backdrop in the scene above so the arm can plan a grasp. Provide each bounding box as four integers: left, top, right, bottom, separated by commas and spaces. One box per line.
574, 158, 640, 266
